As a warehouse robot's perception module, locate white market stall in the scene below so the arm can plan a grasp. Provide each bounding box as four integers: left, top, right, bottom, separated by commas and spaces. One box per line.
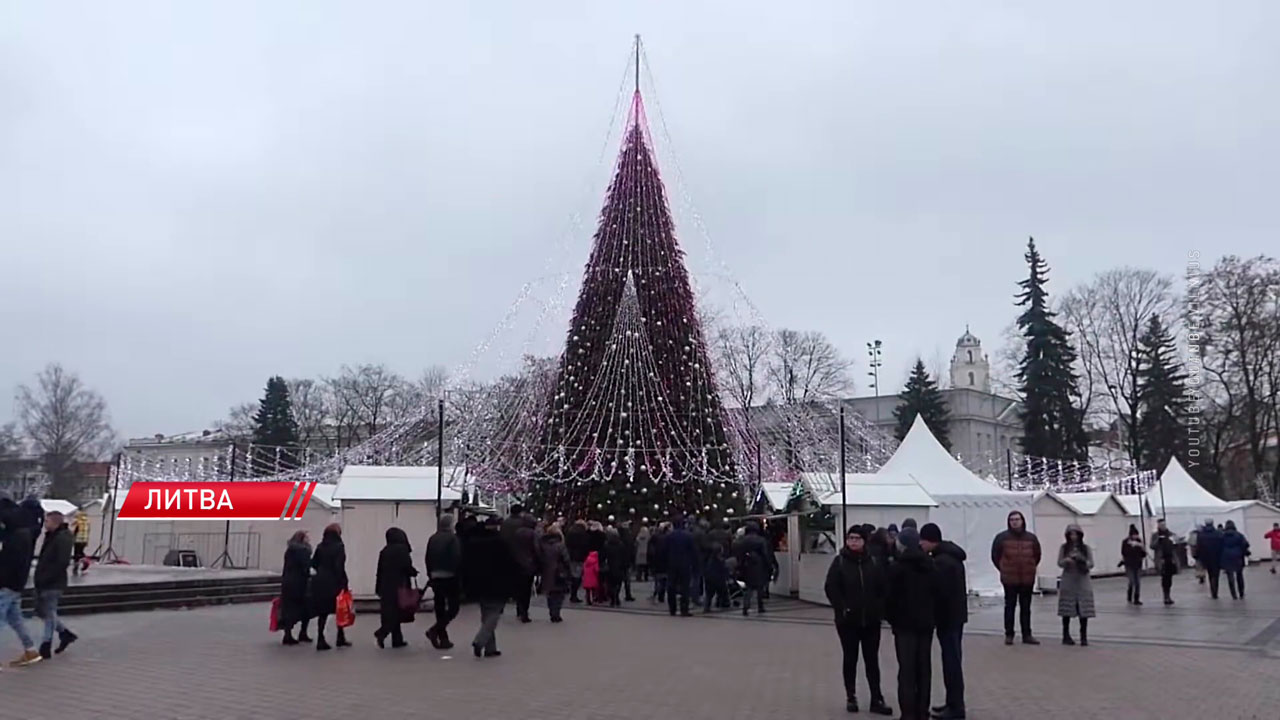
332, 466, 462, 599
1030, 491, 1082, 587
1227, 499, 1280, 563
1057, 491, 1131, 576
876, 417, 1036, 596
1148, 458, 1245, 540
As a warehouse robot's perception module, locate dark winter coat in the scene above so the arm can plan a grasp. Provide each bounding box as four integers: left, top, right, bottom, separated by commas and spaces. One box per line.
565, 524, 590, 563
309, 531, 348, 616
991, 520, 1042, 587
537, 533, 572, 595
647, 531, 670, 574
1057, 535, 1096, 619
707, 526, 733, 557
426, 527, 463, 579
887, 546, 937, 633
506, 516, 538, 576
463, 527, 518, 602
930, 540, 968, 630
279, 539, 312, 624
732, 528, 774, 590
1120, 537, 1147, 570
1151, 529, 1178, 573
823, 547, 889, 627
1220, 528, 1250, 573
618, 526, 636, 571
375, 528, 417, 601
19, 497, 44, 547
601, 535, 628, 583
1195, 524, 1224, 570
704, 547, 730, 586
665, 526, 698, 577
0, 513, 33, 592
34, 523, 74, 592
587, 528, 607, 555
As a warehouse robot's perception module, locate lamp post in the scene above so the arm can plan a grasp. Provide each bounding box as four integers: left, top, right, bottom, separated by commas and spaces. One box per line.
866, 340, 883, 421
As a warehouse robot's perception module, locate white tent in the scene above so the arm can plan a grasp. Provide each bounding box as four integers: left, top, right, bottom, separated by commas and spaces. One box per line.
875, 417, 1035, 595
1148, 458, 1245, 537
333, 466, 463, 599
1057, 492, 1132, 574
1031, 492, 1082, 586
813, 472, 937, 530
40, 498, 79, 517
1227, 499, 1280, 560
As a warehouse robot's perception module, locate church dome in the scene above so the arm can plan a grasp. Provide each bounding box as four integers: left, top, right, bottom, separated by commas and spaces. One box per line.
956, 326, 981, 347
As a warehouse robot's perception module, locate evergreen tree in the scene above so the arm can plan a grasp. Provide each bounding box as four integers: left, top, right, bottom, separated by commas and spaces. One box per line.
251, 376, 300, 472
1014, 238, 1089, 460
1136, 315, 1189, 472
893, 359, 952, 451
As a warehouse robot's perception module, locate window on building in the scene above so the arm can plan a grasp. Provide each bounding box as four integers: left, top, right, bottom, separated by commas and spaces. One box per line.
968, 371, 975, 386
967, 350, 973, 363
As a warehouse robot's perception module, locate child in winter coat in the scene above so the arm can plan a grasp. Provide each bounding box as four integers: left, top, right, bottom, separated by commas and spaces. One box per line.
582, 550, 601, 605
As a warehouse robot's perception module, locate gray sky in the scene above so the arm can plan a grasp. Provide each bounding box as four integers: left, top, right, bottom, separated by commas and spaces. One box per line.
3, 1, 1277, 440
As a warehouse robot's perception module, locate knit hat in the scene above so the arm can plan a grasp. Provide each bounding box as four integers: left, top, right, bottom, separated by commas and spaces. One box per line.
1128, 524, 1139, 536
887, 523, 899, 534
898, 527, 921, 549
919, 523, 942, 543
902, 518, 919, 531
845, 525, 868, 540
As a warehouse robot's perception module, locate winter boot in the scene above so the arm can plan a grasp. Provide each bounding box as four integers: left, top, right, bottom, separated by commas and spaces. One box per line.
38, 641, 52, 660
1080, 619, 1089, 646
336, 629, 351, 647
1061, 618, 1075, 646
297, 628, 313, 643
845, 697, 858, 713
1133, 590, 1142, 606
282, 629, 298, 646
867, 697, 894, 716
315, 634, 331, 651
55, 629, 78, 654
1126, 587, 1133, 604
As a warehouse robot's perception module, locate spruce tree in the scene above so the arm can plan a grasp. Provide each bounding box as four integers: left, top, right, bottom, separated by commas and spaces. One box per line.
1136, 316, 1189, 472
251, 376, 300, 471
893, 359, 952, 451
1014, 238, 1089, 460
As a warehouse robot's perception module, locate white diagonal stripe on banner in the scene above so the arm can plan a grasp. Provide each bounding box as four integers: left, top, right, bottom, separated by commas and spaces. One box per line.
279, 481, 301, 520
290, 482, 314, 520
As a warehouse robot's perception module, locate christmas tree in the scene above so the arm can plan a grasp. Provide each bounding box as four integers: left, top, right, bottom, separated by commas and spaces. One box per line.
1014, 238, 1089, 460
893, 359, 952, 451
528, 89, 742, 523
251, 376, 300, 472
1136, 315, 1189, 472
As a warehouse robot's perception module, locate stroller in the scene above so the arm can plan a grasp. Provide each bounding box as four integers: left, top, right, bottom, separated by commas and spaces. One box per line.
724, 556, 746, 607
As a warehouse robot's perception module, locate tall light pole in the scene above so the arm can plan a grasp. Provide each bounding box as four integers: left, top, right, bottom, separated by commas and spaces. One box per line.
866, 340, 883, 422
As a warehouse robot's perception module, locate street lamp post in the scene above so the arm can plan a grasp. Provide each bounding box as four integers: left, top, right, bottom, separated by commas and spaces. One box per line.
866, 340, 883, 422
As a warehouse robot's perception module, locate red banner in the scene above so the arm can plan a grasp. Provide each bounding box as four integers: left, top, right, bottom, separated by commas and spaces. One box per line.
118, 482, 318, 520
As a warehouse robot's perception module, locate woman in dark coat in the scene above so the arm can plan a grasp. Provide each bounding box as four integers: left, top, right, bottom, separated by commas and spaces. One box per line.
374, 527, 418, 649
280, 530, 313, 645
601, 528, 628, 607
310, 523, 350, 650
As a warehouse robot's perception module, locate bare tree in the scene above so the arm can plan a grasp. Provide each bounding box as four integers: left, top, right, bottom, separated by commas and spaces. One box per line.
767, 329, 853, 405
15, 364, 118, 497
714, 325, 773, 409
991, 321, 1024, 399
214, 402, 258, 442
286, 379, 332, 451
1060, 268, 1179, 465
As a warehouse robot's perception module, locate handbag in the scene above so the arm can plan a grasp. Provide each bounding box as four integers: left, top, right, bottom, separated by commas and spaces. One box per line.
335, 589, 355, 628
269, 597, 281, 632
397, 580, 421, 622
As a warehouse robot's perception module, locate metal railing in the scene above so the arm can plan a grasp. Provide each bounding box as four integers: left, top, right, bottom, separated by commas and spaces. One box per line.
142, 532, 261, 569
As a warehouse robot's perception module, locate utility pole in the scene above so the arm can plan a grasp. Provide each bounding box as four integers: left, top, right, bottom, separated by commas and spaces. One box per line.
867, 340, 883, 421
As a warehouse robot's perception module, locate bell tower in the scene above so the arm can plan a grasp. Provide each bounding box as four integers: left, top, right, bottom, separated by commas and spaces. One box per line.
950, 325, 991, 392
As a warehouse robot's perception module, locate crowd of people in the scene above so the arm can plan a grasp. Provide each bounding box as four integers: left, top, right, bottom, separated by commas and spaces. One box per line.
1, 494, 80, 667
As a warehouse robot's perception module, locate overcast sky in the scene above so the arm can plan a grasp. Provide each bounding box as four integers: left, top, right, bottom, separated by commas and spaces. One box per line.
3, 2, 1277, 440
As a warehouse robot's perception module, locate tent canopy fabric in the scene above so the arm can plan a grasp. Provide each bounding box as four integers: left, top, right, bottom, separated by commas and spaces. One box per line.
333, 466, 464, 502
39, 499, 79, 516
878, 416, 1018, 496
1150, 458, 1233, 509
810, 471, 936, 508
1058, 491, 1128, 517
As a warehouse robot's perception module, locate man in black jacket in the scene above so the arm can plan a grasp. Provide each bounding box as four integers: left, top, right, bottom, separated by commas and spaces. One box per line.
921, 523, 967, 720
665, 518, 697, 617
887, 527, 937, 720
1, 507, 41, 666
824, 525, 894, 716
34, 511, 77, 659
464, 516, 517, 658
425, 514, 463, 649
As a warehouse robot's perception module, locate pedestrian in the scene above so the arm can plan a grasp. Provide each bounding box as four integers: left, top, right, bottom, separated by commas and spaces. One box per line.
1265, 522, 1280, 574
1150, 518, 1179, 605
1194, 519, 1224, 599
690, 518, 710, 605
920, 523, 967, 720
425, 514, 463, 648
565, 519, 590, 603
823, 524, 894, 716
887, 527, 936, 720
374, 527, 417, 649
990, 510, 1041, 645
1187, 523, 1205, 585
71, 510, 91, 576
1120, 525, 1148, 606
602, 527, 629, 607
1220, 520, 1250, 600
732, 520, 773, 616
32, 511, 78, 660
1057, 524, 1095, 646
582, 549, 601, 605
20, 495, 44, 555
309, 523, 351, 651
506, 511, 537, 623
618, 522, 637, 601
649, 522, 670, 602
537, 522, 572, 623
702, 542, 730, 613
666, 517, 697, 617
634, 522, 651, 582
463, 516, 517, 658
0, 505, 41, 666
279, 530, 313, 645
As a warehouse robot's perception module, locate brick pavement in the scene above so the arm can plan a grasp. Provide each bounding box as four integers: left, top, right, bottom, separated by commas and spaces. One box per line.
2, 590, 1276, 720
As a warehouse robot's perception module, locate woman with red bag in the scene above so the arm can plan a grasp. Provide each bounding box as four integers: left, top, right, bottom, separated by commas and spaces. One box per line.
374, 527, 418, 649
310, 523, 351, 651
279, 531, 313, 645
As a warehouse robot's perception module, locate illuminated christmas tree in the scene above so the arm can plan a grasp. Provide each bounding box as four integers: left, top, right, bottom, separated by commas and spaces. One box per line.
529, 88, 743, 523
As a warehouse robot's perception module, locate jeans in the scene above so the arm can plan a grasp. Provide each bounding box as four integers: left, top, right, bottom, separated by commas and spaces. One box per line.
1125, 566, 1142, 601
1226, 569, 1245, 598
1206, 567, 1221, 597
667, 572, 690, 615
514, 573, 534, 619
431, 577, 460, 636
835, 620, 885, 703
894, 630, 933, 720
37, 590, 68, 645
547, 592, 565, 620
1002, 583, 1033, 637
742, 586, 766, 614
937, 626, 965, 714
0, 588, 34, 650
653, 573, 668, 601
473, 601, 505, 652
1161, 567, 1175, 598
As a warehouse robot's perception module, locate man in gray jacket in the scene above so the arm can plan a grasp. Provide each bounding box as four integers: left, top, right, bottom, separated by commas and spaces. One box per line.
425, 514, 463, 649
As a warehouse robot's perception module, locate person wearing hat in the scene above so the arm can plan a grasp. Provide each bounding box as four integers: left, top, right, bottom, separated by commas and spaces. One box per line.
920, 523, 967, 720
1149, 518, 1179, 605
1120, 524, 1148, 605
1058, 524, 1096, 646
887, 526, 938, 720
824, 525, 894, 716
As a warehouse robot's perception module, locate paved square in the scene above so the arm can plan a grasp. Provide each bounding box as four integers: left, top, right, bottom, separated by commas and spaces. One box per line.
3, 568, 1278, 719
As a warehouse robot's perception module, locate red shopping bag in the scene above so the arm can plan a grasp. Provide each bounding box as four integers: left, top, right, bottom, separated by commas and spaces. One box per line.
335, 590, 355, 628
269, 597, 281, 632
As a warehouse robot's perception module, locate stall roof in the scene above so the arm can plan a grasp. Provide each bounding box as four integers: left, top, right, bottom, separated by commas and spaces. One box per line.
333, 465, 464, 502
1114, 494, 1147, 517
40, 499, 79, 516
758, 482, 794, 511
818, 482, 938, 508
877, 417, 1022, 497
1150, 458, 1233, 509
1058, 491, 1127, 516
310, 484, 340, 509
